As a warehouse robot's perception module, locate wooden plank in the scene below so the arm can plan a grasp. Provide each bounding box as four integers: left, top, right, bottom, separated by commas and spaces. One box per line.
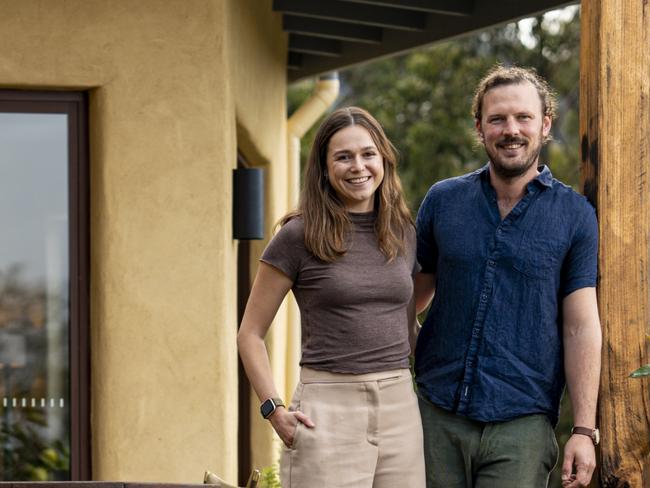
282, 15, 383, 44
579, 0, 650, 486
336, 0, 473, 15
6, 484, 124, 488
272, 0, 426, 31
289, 35, 342, 57
0, 484, 204, 488
287, 52, 302, 70
126, 484, 206, 488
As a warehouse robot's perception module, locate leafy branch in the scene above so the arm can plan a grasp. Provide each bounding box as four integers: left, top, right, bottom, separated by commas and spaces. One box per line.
629, 335, 650, 378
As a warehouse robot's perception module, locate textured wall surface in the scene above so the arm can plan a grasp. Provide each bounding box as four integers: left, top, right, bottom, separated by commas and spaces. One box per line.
225, 0, 290, 475
0, 0, 287, 483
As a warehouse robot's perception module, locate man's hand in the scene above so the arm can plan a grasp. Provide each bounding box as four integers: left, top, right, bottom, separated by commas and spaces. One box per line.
561, 434, 596, 487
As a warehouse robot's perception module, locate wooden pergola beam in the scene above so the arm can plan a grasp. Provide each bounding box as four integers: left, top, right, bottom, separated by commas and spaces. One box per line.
282, 15, 383, 44
272, 0, 427, 31
580, 0, 650, 486
336, 0, 473, 15
289, 34, 342, 58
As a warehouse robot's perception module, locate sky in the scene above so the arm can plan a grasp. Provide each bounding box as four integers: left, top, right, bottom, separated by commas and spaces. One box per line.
518, 5, 580, 49
0, 113, 69, 288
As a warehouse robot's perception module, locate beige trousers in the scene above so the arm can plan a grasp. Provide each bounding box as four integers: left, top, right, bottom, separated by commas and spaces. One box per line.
280, 367, 425, 488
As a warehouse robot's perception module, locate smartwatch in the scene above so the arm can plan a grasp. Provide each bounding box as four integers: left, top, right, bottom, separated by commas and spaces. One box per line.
571, 426, 600, 445
260, 397, 285, 419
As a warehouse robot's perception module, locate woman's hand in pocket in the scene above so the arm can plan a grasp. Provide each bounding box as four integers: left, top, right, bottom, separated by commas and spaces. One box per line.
269, 408, 315, 448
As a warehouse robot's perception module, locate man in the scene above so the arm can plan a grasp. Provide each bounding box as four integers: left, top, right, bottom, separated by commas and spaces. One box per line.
414, 65, 602, 488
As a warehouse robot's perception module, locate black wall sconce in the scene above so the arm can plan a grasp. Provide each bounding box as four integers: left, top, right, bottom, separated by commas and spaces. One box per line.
233, 167, 265, 240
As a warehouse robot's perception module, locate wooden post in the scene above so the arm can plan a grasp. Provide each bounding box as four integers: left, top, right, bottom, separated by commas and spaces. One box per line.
580, 1, 650, 486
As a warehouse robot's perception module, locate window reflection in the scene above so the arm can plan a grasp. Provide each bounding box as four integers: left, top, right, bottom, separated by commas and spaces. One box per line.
0, 113, 70, 480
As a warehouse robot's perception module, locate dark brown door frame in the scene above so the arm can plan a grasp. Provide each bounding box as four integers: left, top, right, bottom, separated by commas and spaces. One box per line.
236, 152, 252, 486
0, 90, 91, 480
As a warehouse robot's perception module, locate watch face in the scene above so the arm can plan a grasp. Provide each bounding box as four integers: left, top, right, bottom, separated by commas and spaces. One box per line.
260, 399, 276, 418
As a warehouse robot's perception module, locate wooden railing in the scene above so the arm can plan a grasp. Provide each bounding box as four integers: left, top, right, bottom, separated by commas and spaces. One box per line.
0, 483, 206, 488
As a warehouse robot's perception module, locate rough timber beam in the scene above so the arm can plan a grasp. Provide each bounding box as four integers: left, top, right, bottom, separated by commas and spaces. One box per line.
580, 0, 650, 485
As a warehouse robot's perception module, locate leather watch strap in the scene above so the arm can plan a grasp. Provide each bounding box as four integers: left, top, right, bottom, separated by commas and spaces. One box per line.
571, 426, 600, 445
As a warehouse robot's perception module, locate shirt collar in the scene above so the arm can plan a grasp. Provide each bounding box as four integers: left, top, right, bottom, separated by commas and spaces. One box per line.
478, 162, 553, 189
535, 165, 553, 188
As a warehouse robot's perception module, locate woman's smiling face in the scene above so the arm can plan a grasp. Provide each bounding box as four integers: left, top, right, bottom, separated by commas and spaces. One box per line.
326, 124, 384, 213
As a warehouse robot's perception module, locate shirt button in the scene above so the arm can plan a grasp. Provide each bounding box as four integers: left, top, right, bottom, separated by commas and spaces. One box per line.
480, 293, 487, 301
488, 260, 495, 267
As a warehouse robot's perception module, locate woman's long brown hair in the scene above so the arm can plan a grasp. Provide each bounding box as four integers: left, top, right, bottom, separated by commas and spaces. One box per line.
280, 106, 413, 262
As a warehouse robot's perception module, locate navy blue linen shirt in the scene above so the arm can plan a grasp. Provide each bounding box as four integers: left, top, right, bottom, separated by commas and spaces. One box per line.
415, 164, 598, 425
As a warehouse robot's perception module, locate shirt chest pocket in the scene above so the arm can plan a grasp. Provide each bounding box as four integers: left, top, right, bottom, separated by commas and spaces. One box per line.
512, 237, 565, 280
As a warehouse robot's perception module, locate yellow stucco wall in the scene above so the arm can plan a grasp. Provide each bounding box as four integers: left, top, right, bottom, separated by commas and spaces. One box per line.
0, 0, 287, 483
226, 0, 290, 474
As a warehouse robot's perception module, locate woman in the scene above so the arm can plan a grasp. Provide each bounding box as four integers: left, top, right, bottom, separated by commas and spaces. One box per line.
237, 107, 425, 488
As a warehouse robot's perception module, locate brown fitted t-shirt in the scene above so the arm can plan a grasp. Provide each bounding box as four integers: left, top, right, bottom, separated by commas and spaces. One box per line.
261, 212, 418, 374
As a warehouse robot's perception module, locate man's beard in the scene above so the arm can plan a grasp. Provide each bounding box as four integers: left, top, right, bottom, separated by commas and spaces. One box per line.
485, 135, 543, 180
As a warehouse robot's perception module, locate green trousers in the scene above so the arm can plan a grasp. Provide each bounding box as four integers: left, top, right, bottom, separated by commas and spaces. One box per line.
418, 395, 558, 488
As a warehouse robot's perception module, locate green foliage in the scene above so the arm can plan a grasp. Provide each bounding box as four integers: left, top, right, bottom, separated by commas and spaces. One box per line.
259, 465, 281, 488
630, 365, 650, 378
630, 335, 650, 378
0, 408, 70, 480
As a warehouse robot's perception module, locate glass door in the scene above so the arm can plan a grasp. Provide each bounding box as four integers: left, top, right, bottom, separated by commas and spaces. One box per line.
0, 91, 89, 480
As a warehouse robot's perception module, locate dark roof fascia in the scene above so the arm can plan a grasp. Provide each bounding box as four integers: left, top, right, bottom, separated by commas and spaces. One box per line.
286, 0, 578, 82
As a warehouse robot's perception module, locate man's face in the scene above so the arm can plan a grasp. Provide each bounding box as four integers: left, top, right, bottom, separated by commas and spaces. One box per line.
476, 81, 552, 179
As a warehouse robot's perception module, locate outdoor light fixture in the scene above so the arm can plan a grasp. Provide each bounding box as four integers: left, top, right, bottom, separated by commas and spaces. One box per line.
232, 167, 265, 240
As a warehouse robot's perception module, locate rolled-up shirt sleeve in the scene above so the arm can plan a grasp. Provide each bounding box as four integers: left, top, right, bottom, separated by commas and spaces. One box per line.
560, 201, 599, 297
